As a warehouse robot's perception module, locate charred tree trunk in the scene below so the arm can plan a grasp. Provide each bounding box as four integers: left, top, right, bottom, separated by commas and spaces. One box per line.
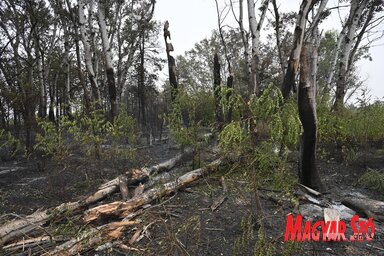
36, 48, 47, 118
163, 21, 178, 101
138, 35, 146, 129
213, 53, 224, 128
63, 26, 71, 117
226, 75, 234, 123
282, 0, 318, 99
298, 43, 323, 192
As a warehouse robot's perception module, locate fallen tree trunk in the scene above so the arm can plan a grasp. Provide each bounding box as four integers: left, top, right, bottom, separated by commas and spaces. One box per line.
83, 148, 193, 205
342, 197, 384, 222
42, 221, 138, 256
84, 159, 223, 223
0, 211, 49, 247
2, 235, 67, 255
0, 151, 192, 247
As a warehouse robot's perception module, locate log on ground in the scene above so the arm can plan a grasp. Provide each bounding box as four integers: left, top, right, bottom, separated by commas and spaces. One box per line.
84, 159, 223, 223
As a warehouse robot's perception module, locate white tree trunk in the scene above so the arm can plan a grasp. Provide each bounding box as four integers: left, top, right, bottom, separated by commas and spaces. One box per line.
238, 0, 251, 93
97, 0, 117, 118
333, 0, 368, 110
78, 0, 100, 102
282, 0, 318, 99
247, 0, 269, 95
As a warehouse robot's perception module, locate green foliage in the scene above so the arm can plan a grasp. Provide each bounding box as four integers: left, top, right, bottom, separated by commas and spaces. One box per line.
348, 101, 384, 142
233, 217, 274, 256
250, 84, 301, 148
218, 84, 301, 156
318, 97, 384, 161
34, 117, 73, 162
253, 225, 274, 256
167, 88, 214, 147
358, 169, 384, 194
218, 121, 247, 155
251, 141, 297, 193
110, 111, 137, 143
282, 241, 303, 256
233, 216, 255, 256
35, 110, 138, 162
0, 128, 24, 160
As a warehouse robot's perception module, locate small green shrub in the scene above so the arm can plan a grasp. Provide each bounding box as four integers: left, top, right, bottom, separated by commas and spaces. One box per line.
34, 117, 73, 162
35, 109, 138, 162
358, 169, 384, 194
218, 121, 248, 155
317, 99, 384, 162
249, 84, 301, 149
0, 129, 23, 160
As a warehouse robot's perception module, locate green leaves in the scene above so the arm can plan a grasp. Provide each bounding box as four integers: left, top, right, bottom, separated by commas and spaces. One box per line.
0, 128, 24, 160
35, 110, 138, 162
218, 121, 247, 155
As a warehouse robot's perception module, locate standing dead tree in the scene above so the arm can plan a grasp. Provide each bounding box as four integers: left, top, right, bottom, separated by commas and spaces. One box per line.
214, 0, 233, 123
213, 52, 224, 128
298, 42, 324, 191
164, 21, 178, 101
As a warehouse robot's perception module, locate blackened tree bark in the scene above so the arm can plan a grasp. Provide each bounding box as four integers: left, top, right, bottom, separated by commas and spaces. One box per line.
163, 21, 178, 101
282, 0, 319, 99
138, 35, 146, 129
213, 53, 224, 127
226, 75, 234, 123
298, 43, 324, 191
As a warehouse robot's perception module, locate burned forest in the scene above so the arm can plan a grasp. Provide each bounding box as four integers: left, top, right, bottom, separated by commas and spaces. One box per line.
1, 0, 384, 255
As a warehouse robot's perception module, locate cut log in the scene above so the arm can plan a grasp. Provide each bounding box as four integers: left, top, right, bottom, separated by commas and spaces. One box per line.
118, 176, 129, 201
341, 197, 384, 222
0, 211, 49, 246
82, 148, 193, 205
2, 235, 67, 254
84, 159, 223, 222
42, 221, 138, 256
210, 176, 228, 211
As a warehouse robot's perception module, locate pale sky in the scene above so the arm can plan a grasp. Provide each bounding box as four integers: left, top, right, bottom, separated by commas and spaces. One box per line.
155, 0, 384, 102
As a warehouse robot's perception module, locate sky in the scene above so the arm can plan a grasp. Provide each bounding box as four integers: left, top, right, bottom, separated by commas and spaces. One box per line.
154, 0, 384, 102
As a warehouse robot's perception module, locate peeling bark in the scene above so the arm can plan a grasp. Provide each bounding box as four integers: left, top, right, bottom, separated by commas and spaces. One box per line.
83, 159, 223, 223
98, 0, 117, 119
247, 0, 269, 95
282, 0, 319, 99
78, 0, 100, 103
333, 0, 369, 111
